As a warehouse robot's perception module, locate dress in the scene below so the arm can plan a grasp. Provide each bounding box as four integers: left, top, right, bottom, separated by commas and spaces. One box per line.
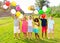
22, 20, 28, 33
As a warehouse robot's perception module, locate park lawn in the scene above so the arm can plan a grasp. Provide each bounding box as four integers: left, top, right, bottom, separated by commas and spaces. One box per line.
0, 17, 60, 43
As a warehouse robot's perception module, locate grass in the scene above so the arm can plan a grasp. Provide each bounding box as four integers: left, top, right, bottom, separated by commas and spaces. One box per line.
0, 17, 60, 43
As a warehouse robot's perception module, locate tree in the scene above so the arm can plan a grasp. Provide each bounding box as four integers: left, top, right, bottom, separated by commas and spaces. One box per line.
35, 0, 49, 9
35, 0, 45, 9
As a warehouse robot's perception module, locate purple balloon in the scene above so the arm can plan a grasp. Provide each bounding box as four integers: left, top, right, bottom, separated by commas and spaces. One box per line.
16, 5, 21, 11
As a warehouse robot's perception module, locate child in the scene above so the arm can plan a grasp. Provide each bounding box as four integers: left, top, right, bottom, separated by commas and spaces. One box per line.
28, 16, 33, 40
13, 15, 20, 39
22, 15, 28, 39
48, 16, 54, 39
39, 14, 47, 39
33, 18, 40, 39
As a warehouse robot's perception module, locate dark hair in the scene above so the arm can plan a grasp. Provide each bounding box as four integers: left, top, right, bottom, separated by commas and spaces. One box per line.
30, 16, 31, 17
34, 18, 39, 22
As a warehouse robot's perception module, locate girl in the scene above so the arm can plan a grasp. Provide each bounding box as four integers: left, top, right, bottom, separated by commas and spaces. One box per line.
33, 18, 40, 39
28, 16, 33, 40
22, 15, 28, 39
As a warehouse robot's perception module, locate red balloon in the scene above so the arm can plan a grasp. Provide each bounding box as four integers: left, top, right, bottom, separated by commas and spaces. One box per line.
41, 14, 46, 19
5, 1, 10, 6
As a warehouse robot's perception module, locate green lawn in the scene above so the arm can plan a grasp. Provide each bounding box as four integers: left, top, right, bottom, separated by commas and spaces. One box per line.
0, 17, 60, 43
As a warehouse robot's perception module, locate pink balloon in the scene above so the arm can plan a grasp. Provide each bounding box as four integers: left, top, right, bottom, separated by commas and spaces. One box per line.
16, 5, 21, 11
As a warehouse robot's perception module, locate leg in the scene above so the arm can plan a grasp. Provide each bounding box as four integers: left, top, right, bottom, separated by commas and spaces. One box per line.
37, 34, 39, 39
48, 33, 50, 39
52, 30, 54, 39
28, 32, 30, 39
14, 33, 17, 39
35, 33, 37, 39
30, 32, 32, 39
42, 32, 44, 38
48, 28, 50, 39
17, 28, 20, 39
35, 33, 39, 39
14, 27, 17, 39
45, 31, 47, 38
24, 33, 27, 39
42, 26, 44, 38
17, 33, 20, 39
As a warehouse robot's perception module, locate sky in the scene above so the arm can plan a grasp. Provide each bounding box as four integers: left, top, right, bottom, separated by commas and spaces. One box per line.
0, 0, 60, 13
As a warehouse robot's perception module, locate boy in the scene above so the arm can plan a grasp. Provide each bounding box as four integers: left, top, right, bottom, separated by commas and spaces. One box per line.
12, 15, 20, 39
48, 16, 54, 39
39, 14, 47, 39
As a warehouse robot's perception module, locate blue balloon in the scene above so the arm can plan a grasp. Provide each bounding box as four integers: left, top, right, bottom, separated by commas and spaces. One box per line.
36, 7, 40, 11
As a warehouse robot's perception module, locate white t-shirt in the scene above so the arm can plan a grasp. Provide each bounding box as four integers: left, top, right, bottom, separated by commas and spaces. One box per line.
14, 17, 19, 26
48, 19, 54, 29
28, 19, 32, 26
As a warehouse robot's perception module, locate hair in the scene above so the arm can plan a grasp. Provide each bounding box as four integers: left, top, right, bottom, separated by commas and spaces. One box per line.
50, 16, 53, 17
34, 18, 40, 26
34, 18, 39, 22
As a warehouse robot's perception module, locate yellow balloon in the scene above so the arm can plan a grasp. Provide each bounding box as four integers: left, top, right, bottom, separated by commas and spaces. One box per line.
28, 6, 34, 10
11, 1, 16, 6
16, 11, 21, 17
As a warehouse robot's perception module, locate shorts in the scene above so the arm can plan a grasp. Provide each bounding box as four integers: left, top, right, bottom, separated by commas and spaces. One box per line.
28, 26, 33, 32
42, 26, 47, 33
14, 26, 20, 33
33, 28, 39, 33
48, 28, 54, 33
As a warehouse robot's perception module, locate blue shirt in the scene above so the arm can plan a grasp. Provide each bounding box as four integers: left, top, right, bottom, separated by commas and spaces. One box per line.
40, 19, 47, 26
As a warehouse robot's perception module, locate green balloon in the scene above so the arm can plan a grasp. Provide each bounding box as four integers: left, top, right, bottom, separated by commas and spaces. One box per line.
38, 10, 44, 14
46, 8, 51, 14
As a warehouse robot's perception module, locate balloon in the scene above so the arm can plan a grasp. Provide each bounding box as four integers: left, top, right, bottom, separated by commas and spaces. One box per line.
41, 14, 46, 19
28, 6, 34, 10
16, 5, 21, 11
46, 8, 51, 14
3, 5, 8, 9
11, 9, 16, 14
38, 10, 44, 14
5, 1, 10, 6
34, 10, 38, 14
16, 11, 21, 17
19, 14, 23, 19
36, 7, 40, 11
42, 6, 47, 12
11, 1, 16, 6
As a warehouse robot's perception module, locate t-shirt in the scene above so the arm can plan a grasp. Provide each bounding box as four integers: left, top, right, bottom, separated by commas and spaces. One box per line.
40, 19, 47, 26
14, 17, 19, 26
28, 19, 32, 26
48, 19, 54, 28
34, 22, 39, 29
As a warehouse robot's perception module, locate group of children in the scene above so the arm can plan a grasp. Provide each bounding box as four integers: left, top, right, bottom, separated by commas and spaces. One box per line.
13, 14, 55, 40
